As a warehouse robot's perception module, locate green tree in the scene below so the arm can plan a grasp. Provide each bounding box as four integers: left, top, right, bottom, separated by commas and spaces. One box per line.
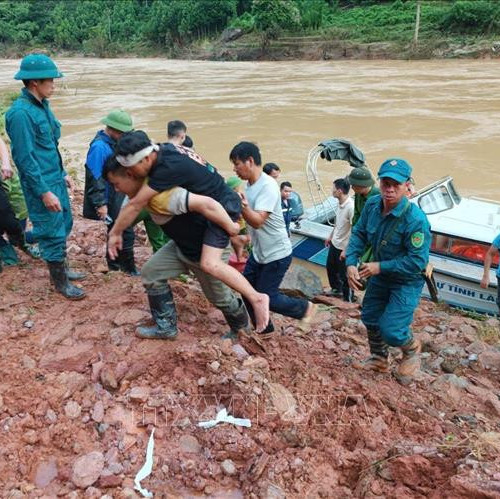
295, 0, 328, 30
439, 0, 500, 35
147, 0, 237, 48
252, 0, 300, 51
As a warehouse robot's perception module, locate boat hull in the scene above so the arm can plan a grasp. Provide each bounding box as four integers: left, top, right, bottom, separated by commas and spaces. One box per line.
291, 235, 498, 315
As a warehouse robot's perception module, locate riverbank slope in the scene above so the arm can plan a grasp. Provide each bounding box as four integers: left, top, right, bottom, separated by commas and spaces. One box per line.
179, 31, 500, 61
0, 187, 500, 496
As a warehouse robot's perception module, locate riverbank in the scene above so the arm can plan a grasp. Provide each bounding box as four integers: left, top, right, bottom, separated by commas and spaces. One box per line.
1, 188, 500, 496
2, 33, 500, 61
185, 32, 500, 61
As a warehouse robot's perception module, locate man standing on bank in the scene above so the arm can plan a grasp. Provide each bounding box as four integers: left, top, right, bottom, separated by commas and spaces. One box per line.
231, 142, 317, 336
83, 109, 141, 274
6, 54, 85, 300
348, 166, 380, 226
345, 158, 430, 379
325, 177, 355, 302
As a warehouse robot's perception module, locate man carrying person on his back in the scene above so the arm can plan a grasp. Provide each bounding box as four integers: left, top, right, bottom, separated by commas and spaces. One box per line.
230, 141, 317, 337
348, 166, 380, 226
107, 130, 270, 332
104, 156, 250, 340
345, 158, 430, 380
325, 177, 355, 302
6, 53, 85, 300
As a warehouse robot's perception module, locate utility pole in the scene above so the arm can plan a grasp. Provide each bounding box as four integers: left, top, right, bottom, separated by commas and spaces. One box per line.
414, 1, 421, 47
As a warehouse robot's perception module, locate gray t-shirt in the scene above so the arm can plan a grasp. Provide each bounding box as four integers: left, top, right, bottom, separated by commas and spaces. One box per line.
245, 172, 292, 264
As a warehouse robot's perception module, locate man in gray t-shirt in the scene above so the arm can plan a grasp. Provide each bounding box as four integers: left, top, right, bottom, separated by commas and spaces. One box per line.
230, 141, 317, 336
245, 169, 291, 263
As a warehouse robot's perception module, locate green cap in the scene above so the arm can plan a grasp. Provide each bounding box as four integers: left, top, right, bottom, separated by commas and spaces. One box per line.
100, 109, 133, 133
14, 54, 64, 80
226, 176, 243, 190
348, 167, 375, 188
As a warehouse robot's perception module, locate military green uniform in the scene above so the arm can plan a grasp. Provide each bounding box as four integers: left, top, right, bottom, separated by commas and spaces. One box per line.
6, 87, 71, 263
5, 53, 84, 300
352, 185, 380, 227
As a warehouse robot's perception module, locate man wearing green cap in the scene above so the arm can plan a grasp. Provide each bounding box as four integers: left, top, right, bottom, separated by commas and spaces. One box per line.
6, 53, 85, 300
83, 109, 140, 274
84, 109, 133, 223
83, 110, 168, 274
345, 158, 430, 381
348, 167, 380, 226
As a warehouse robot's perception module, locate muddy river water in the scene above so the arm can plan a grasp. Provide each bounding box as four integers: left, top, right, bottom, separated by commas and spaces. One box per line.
1, 57, 499, 200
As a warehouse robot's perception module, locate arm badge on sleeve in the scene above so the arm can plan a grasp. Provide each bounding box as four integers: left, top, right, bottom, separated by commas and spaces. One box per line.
411, 232, 424, 248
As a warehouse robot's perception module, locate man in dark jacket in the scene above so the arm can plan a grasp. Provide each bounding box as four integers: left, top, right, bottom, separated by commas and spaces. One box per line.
83, 109, 141, 274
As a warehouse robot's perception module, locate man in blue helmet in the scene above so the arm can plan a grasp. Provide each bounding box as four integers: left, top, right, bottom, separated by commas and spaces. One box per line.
345, 158, 430, 380
6, 53, 86, 300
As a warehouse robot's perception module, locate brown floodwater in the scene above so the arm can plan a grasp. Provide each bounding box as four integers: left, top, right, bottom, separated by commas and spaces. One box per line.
1, 57, 499, 200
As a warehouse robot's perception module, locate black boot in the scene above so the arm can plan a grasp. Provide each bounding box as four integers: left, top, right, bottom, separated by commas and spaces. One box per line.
136, 287, 177, 339
119, 249, 140, 276
65, 259, 86, 281
48, 261, 86, 300
221, 298, 250, 341
106, 252, 121, 272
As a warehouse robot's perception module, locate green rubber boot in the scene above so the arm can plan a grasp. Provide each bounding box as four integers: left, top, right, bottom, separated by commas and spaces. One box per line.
136, 287, 178, 340
48, 261, 86, 300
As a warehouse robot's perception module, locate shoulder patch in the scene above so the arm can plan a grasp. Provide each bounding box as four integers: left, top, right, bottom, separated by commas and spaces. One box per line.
411, 232, 424, 248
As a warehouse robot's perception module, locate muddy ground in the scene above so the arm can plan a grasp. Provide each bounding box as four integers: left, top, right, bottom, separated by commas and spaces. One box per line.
1, 190, 500, 498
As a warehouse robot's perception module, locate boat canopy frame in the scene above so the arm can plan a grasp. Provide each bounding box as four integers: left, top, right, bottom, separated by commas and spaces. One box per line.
305, 138, 368, 225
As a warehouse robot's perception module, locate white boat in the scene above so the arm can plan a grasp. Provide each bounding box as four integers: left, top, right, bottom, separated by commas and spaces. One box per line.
291, 140, 499, 315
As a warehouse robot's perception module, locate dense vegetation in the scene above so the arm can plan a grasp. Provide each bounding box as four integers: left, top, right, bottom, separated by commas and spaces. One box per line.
0, 0, 499, 56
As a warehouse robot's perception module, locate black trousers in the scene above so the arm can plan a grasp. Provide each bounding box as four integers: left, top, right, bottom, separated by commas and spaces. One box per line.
107, 189, 134, 251
326, 244, 350, 300
0, 183, 23, 241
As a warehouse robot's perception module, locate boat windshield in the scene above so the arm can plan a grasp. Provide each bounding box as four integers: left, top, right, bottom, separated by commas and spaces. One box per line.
418, 185, 454, 214
448, 181, 461, 204
431, 233, 499, 268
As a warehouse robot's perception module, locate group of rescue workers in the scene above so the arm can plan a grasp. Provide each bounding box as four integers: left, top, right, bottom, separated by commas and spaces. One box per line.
4, 53, 492, 384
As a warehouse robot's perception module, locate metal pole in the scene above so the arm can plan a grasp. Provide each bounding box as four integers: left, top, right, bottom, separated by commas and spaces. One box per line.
414, 1, 421, 47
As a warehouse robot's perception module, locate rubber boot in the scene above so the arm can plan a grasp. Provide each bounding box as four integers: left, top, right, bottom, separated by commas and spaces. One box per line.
106, 252, 121, 271
353, 326, 390, 373
221, 298, 250, 341
119, 249, 140, 277
48, 261, 86, 300
397, 338, 421, 378
65, 259, 86, 281
0, 244, 19, 265
136, 287, 177, 339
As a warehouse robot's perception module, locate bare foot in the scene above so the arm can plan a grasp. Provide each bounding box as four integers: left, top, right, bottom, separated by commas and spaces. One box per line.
298, 302, 318, 333
252, 293, 270, 332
